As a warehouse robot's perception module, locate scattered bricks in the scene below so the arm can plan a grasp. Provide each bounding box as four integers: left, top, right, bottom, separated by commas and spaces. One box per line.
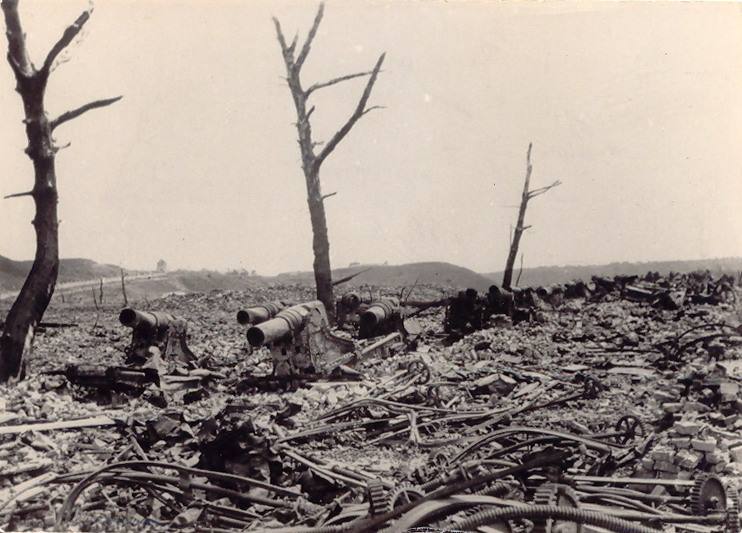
654, 460, 679, 473
720, 381, 739, 402
651, 446, 675, 463
668, 437, 691, 449
691, 438, 717, 453
663, 402, 683, 414
704, 449, 727, 465
654, 461, 680, 479
676, 449, 703, 470
729, 446, 742, 464
675, 420, 701, 436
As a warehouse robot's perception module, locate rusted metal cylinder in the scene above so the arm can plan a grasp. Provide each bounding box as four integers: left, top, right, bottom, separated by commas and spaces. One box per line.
119, 308, 175, 329
359, 297, 400, 332
236, 301, 287, 325
246, 301, 323, 347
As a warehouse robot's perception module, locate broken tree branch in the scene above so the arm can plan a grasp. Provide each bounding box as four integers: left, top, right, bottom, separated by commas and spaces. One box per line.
306, 70, 375, 96
314, 53, 385, 171
332, 267, 372, 287
42, 8, 91, 75
321, 191, 337, 201
528, 180, 562, 199
4, 190, 33, 200
50, 96, 122, 131
295, 3, 324, 70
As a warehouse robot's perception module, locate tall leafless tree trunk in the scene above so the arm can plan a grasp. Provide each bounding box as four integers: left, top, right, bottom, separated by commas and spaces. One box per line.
502, 143, 561, 289
273, 3, 385, 321
0, 0, 120, 381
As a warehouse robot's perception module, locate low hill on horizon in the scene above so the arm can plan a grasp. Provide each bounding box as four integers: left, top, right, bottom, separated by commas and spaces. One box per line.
485, 256, 742, 287
0, 255, 124, 291
3, 255, 741, 299
275, 261, 493, 292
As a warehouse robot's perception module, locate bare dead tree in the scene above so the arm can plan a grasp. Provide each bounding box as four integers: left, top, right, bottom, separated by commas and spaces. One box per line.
502, 143, 561, 289
98, 278, 104, 304
273, 3, 385, 320
120, 268, 128, 306
0, 0, 121, 381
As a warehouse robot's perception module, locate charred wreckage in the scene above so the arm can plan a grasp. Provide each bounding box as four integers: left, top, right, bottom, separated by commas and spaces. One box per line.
20, 270, 742, 532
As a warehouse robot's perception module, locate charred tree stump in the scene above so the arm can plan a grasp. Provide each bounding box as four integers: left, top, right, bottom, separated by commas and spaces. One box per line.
0, 0, 120, 381
502, 143, 560, 289
273, 2, 385, 321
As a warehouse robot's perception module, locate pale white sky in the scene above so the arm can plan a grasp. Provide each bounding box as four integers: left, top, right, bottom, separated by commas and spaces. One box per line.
1, 0, 740, 275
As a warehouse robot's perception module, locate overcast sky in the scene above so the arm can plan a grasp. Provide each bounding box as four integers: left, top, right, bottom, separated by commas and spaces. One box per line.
1, 1, 740, 275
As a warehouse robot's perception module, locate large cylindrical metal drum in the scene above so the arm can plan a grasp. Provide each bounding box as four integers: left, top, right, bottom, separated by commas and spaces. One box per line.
246, 301, 323, 347
359, 297, 400, 332
119, 308, 175, 329
236, 301, 287, 325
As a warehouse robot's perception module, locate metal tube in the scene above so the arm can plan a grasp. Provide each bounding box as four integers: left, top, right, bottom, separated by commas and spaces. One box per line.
360, 297, 400, 331
246, 301, 323, 347
236, 301, 287, 325
119, 308, 158, 328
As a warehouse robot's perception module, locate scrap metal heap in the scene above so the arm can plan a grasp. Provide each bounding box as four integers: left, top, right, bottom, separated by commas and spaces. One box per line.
444, 271, 738, 341
3, 270, 742, 532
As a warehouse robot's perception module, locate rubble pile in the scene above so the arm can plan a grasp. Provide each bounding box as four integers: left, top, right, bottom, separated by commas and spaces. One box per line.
0, 272, 740, 532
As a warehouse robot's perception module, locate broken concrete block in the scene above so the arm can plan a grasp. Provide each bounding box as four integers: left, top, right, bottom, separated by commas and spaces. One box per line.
675, 420, 701, 436
653, 460, 679, 473
676, 449, 703, 469
668, 437, 691, 449
691, 438, 717, 452
651, 447, 675, 463
729, 445, 742, 464
720, 381, 739, 402
704, 449, 727, 465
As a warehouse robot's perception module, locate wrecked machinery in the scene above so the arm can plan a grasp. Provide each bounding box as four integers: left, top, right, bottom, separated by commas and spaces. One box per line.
43, 365, 160, 392
119, 307, 195, 364
336, 294, 404, 339
243, 300, 415, 378
236, 300, 291, 326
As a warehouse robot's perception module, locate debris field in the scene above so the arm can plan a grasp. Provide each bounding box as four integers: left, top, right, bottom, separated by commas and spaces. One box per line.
0, 272, 741, 532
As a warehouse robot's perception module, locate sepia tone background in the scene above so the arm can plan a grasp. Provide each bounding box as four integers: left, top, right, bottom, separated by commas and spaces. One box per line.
1, 0, 740, 275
